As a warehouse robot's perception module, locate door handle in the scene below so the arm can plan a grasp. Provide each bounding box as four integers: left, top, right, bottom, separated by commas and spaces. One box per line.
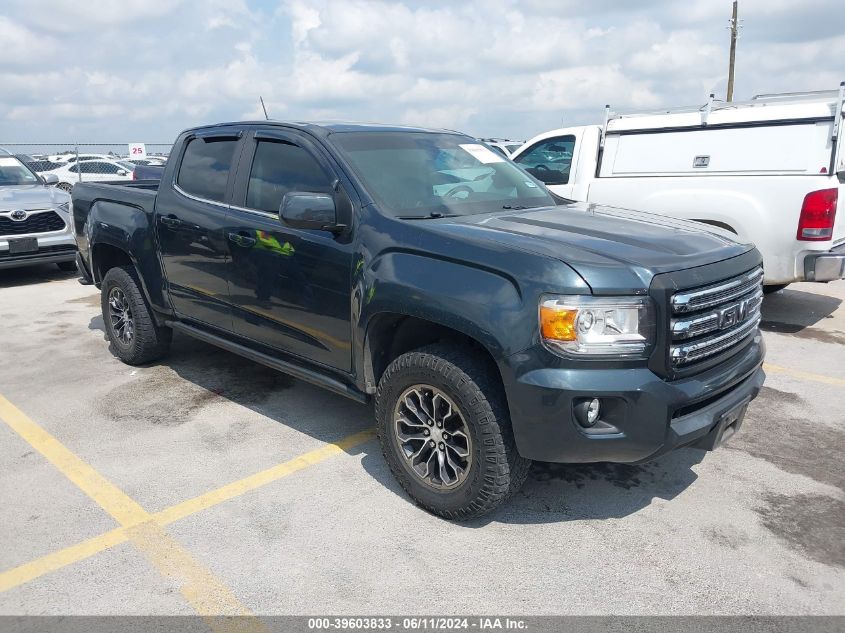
160, 215, 183, 227
228, 232, 256, 247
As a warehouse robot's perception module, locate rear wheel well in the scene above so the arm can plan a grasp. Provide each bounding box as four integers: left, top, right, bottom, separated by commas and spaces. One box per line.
91, 243, 133, 284
364, 314, 502, 394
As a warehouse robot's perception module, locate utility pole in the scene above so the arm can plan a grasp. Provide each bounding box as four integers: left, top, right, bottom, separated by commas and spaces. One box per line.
726, 0, 738, 102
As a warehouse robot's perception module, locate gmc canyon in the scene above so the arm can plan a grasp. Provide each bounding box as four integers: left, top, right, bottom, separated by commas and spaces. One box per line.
72, 121, 766, 519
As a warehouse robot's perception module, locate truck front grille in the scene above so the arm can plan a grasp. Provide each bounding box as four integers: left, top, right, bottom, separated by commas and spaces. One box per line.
0, 210, 66, 236
669, 267, 763, 367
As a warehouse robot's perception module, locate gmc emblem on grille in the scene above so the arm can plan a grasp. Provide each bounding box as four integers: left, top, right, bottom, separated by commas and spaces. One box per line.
718, 297, 751, 329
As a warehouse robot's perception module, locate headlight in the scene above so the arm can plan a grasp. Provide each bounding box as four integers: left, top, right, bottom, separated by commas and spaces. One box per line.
539, 295, 655, 358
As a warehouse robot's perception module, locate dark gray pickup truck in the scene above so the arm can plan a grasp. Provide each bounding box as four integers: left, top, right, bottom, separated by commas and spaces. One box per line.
72, 121, 765, 519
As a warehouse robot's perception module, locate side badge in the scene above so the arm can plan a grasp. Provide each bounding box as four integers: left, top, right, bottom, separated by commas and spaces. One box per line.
693, 155, 710, 168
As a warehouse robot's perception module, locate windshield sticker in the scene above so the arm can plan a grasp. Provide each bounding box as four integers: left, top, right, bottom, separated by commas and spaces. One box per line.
459, 144, 505, 164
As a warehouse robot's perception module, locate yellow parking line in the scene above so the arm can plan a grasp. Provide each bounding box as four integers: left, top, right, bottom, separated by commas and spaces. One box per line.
154, 429, 374, 526
0, 527, 128, 593
0, 398, 375, 595
0, 395, 262, 630
0, 357, 838, 598
126, 520, 254, 619
0, 395, 148, 526
763, 363, 845, 388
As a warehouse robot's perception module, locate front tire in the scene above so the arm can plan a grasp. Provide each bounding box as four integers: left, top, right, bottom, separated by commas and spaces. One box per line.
375, 344, 530, 520
101, 266, 172, 365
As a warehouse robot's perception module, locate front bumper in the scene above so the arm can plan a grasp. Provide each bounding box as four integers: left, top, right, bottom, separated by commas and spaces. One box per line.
804, 244, 845, 282
500, 333, 765, 464
0, 231, 77, 270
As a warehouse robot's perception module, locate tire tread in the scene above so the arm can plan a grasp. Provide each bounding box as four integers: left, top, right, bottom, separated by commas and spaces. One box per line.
375, 343, 530, 520
101, 265, 171, 365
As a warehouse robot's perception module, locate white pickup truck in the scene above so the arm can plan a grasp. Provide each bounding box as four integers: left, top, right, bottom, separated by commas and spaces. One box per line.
512, 85, 845, 291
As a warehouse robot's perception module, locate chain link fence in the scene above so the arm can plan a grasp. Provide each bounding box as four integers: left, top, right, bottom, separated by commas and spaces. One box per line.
1, 143, 173, 191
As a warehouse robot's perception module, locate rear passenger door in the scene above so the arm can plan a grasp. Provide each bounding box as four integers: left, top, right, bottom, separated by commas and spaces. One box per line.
225, 128, 354, 372
156, 129, 244, 331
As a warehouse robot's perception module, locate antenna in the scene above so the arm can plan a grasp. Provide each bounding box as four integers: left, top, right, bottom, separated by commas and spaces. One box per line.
259, 96, 269, 120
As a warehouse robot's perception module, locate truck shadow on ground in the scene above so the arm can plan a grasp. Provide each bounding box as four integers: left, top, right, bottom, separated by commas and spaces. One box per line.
0, 263, 77, 289
87, 320, 707, 525
761, 287, 841, 335
359, 446, 706, 526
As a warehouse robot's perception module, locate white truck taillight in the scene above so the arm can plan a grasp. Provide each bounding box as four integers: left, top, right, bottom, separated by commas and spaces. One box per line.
797, 188, 838, 241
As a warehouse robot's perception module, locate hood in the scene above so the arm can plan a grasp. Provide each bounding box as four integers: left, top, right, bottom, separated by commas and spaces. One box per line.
0, 184, 70, 211
423, 202, 755, 293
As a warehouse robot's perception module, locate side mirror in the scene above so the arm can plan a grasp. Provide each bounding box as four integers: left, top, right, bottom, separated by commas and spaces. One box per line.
279, 192, 342, 232
42, 173, 59, 185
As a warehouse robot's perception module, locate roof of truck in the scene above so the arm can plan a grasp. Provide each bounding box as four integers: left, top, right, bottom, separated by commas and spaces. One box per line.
606, 89, 844, 133
185, 121, 461, 137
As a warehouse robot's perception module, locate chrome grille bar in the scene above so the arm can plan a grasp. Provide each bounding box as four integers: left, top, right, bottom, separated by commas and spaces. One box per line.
671, 315, 761, 366
671, 267, 764, 314
669, 266, 763, 367
671, 287, 763, 340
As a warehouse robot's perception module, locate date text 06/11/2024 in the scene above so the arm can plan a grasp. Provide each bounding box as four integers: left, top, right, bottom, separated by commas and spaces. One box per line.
307, 617, 528, 630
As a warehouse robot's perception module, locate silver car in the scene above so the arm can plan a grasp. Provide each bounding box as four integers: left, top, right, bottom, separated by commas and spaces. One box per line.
0, 150, 77, 271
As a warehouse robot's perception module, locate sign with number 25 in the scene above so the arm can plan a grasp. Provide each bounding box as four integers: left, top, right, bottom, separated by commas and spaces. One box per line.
128, 143, 147, 160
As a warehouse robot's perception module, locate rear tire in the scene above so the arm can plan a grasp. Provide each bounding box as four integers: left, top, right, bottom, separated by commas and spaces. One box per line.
100, 266, 171, 365
375, 343, 530, 520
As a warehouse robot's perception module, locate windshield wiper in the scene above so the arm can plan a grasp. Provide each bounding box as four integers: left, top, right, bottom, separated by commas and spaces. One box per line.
397, 211, 459, 220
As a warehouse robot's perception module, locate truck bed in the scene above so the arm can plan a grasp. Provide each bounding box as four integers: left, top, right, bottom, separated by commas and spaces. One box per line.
71, 180, 159, 245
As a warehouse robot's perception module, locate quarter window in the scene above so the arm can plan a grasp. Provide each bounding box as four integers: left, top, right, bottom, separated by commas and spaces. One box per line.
245, 140, 333, 213
177, 137, 238, 202
513, 135, 575, 185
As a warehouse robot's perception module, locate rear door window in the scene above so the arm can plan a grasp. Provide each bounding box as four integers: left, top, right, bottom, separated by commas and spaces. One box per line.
513, 135, 575, 185
177, 137, 239, 202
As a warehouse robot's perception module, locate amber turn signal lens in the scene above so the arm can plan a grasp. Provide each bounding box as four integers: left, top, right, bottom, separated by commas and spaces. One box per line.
540, 306, 577, 341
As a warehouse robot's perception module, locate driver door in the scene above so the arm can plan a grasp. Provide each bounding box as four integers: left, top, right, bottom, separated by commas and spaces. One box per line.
224, 129, 354, 372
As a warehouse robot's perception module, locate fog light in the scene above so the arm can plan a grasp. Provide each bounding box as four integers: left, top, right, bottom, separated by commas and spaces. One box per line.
586, 398, 601, 424
574, 397, 601, 428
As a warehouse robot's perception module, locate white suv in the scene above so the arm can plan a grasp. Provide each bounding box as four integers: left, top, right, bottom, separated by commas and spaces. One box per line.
0, 150, 77, 271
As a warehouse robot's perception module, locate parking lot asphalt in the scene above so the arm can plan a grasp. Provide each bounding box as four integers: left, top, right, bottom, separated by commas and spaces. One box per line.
0, 265, 843, 618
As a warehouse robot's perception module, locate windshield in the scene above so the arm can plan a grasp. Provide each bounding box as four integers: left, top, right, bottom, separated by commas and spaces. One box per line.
330, 132, 555, 218
0, 156, 40, 186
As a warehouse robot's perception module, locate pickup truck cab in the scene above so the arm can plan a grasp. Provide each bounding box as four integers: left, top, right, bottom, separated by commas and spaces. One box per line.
72, 121, 765, 519
512, 86, 845, 291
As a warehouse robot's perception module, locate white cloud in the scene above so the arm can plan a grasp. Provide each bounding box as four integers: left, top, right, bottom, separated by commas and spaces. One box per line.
0, 0, 842, 144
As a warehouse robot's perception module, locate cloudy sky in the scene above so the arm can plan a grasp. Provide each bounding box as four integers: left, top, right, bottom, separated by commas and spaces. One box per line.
1, 0, 843, 144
